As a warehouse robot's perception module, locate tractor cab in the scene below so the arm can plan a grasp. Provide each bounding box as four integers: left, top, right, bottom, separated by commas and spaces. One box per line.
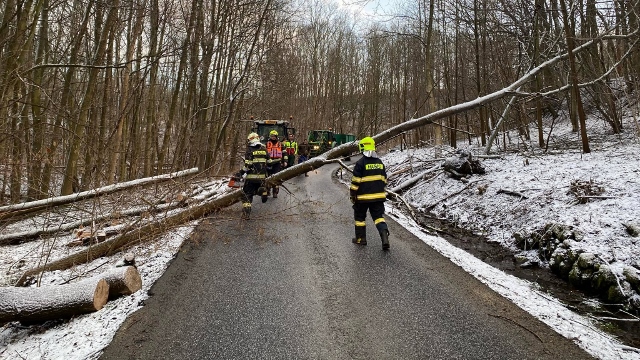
251, 118, 295, 144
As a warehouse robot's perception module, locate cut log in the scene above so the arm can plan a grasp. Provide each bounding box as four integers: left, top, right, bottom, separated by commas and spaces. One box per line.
98, 266, 142, 300
0, 278, 109, 324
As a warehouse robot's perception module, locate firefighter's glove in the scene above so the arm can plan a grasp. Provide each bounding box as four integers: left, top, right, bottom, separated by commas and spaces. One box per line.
233, 171, 243, 180
349, 196, 356, 204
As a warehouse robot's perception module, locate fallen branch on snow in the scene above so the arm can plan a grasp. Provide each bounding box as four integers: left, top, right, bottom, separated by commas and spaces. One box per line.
389, 165, 442, 193
425, 180, 480, 212
497, 189, 529, 199
0, 168, 199, 220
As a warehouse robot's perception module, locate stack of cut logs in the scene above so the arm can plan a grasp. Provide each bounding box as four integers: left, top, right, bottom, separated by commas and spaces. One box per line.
0, 259, 142, 324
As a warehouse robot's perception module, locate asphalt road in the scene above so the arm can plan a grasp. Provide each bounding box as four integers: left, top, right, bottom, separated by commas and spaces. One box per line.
100, 162, 592, 360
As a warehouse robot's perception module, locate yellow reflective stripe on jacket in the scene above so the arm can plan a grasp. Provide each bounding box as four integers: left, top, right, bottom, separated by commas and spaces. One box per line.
357, 192, 386, 201
351, 176, 362, 183
359, 175, 387, 183
246, 174, 266, 179
350, 184, 359, 191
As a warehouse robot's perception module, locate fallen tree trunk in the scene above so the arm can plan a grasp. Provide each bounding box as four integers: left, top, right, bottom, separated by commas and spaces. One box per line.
16, 189, 244, 286
389, 165, 441, 193
0, 168, 199, 220
0, 278, 109, 324
0, 198, 191, 246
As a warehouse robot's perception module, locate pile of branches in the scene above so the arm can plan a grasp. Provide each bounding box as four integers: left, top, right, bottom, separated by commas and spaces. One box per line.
569, 179, 606, 204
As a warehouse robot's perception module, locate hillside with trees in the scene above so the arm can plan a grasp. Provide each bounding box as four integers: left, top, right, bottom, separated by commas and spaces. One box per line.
0, 0, 637, 202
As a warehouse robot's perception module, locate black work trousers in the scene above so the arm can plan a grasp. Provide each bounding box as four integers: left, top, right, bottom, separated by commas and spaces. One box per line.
241, 181, 264, 206
353, 201, 388, 240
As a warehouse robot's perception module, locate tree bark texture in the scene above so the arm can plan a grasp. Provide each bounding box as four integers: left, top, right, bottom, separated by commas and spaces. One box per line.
0, 278, 109, 324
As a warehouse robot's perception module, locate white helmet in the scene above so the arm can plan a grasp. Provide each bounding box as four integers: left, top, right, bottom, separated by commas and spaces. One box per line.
247, 132, 261, 146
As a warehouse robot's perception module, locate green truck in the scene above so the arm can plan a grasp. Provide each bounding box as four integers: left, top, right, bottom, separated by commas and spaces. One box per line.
307, 130, 356, 158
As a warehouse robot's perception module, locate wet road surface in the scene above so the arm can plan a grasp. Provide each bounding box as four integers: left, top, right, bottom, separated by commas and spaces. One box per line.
101, 163, 591, 359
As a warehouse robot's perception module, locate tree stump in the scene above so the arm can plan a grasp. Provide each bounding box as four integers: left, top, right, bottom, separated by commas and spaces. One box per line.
0, 278, 109, 324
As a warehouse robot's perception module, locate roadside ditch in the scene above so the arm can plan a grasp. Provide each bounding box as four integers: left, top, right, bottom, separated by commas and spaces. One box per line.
416, 213, 640, 349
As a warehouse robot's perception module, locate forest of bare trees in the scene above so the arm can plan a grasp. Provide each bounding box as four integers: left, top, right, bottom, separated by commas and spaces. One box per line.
1, 0, 638, 204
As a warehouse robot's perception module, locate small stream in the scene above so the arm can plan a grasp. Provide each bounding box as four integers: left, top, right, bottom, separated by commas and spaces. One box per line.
417, 214, 640, 349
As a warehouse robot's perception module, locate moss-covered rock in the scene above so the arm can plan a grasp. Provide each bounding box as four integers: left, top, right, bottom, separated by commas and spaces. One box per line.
510, 226, 640, 313
565, 247, 583, 264
607, 285, 626, 303
629, 293, 640, 309
624, 223, 640, 237
576, 253, 596, 270
568, 266, 595, 288
624, 267, 640, 292
571, 230, 584, 242
591, 265, 615, 292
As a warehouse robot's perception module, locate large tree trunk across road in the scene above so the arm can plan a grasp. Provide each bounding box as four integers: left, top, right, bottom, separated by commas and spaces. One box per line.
100, 163, 591, 359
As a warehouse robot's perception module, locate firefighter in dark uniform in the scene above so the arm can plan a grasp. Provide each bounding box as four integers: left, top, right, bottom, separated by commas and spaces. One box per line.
235, 132, 270, 219
349, 136, 390, 250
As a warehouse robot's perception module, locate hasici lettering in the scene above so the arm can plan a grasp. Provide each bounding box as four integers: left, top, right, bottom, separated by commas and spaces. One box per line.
365, 163, 384, 170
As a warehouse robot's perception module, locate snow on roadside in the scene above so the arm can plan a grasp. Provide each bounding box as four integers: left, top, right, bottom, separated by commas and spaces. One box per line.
0, 223, 197, 360
388, 207, 640, 360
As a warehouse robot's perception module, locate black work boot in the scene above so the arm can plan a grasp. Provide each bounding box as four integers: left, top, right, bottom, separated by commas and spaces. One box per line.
242, 206, 251, 220
259, 187, 268, 203
380, 230, 390, 250
352, 237, 367, 245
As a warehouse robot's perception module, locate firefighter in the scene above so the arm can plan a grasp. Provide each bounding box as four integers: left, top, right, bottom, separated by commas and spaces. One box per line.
266, 130, 287, 198
349, 136, 389, 250
283, 133, 298, 168
234, 132, 270, 219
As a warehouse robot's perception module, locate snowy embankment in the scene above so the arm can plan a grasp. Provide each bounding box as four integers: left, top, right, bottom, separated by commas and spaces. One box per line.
383, 125, 640, 311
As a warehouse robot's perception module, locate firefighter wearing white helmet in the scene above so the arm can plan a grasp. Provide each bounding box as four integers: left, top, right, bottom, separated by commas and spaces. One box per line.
234, 132, 270, 219
349, 136, 389, 250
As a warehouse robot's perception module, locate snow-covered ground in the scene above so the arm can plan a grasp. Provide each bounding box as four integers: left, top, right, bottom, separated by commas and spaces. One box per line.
384, 120, 640, 272
1, 116, 640, 359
